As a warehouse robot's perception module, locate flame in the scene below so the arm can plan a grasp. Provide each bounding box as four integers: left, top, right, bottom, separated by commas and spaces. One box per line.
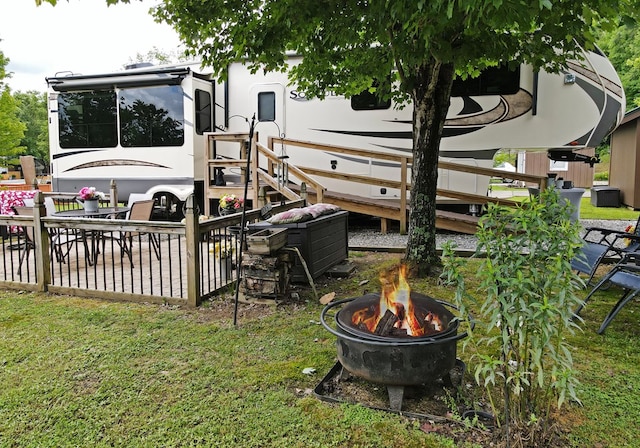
352, 264, 444, 337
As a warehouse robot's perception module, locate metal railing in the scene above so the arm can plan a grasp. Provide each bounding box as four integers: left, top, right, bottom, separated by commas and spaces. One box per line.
0, 191, 304, 307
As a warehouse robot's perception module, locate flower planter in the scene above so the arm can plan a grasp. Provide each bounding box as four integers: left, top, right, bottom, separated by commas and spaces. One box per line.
246, 228, 288, 255
221, 257, 234, 283
220, 206, 241, 216
83, 199, 99, 213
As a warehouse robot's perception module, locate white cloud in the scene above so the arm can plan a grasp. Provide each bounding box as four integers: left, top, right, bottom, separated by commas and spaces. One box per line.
0, 0, 183, 92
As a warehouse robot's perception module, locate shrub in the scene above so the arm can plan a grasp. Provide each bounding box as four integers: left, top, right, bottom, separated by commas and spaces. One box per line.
441, 188, 585, 440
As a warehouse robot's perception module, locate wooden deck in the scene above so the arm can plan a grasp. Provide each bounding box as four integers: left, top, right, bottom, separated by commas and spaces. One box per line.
0, 227, 238, 305
0, 203, 247, 306
0, 195, 307, 307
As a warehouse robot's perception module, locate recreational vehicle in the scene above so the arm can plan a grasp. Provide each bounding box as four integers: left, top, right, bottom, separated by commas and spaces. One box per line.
46, 48, 625, 219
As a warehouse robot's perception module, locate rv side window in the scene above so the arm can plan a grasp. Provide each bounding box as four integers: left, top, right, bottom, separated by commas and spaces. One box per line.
451, 65, 520, 97
195, 89, 212, 134
119, 85, 185, 147
351, 88, 391, 111
258, 91, 276, 122
58, 91, 118, 148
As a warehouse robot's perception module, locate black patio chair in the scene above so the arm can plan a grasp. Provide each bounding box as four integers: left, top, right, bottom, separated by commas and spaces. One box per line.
101, 199, 159, 264
571, 216, 640, 285
575, 251, 640, 334
44, 197, 84, 263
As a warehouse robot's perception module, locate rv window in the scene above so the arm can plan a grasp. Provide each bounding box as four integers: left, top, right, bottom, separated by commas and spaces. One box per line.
258, 91, 276, 122
58, 90, 118, 148
351, 88, 391, 111
195, 89, 212, 134
451, 65, 520, 97
119, 85, 185, 147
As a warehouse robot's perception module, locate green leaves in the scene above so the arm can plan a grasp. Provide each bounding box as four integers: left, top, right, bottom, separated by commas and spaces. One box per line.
442, 188, 584, 427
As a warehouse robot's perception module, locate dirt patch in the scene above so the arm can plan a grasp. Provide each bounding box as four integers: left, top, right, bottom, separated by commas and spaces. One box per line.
312, 361, 569, 447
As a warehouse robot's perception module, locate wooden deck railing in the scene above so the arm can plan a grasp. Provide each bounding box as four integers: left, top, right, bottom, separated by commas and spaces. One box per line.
267, 137, 549, 233
204, 133, 546, 234
0, 191, 304, 307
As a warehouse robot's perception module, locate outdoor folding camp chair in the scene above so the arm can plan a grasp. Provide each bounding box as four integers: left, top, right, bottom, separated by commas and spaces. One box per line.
571, 216, 640, 285
575, 251, 640, 334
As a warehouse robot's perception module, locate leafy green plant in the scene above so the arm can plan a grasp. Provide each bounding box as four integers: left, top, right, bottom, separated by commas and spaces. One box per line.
441, 188, 585, 442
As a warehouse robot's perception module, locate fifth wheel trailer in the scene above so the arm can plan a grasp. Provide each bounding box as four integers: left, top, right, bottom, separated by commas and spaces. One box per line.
46, 48, 625, 218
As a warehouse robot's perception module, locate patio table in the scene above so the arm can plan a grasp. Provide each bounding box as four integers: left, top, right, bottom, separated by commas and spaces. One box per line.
54, 207, 130, 264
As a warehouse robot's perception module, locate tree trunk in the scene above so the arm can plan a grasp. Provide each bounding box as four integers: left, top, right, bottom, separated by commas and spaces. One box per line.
404, 60, 455, 276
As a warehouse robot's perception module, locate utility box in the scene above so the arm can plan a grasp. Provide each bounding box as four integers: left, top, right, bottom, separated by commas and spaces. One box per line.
590, 186, 620, 208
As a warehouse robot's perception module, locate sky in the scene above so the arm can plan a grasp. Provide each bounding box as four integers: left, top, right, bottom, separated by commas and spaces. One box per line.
0, 0, 183, 93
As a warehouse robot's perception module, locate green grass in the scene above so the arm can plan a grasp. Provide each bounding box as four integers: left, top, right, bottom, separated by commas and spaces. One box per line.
0, 291, 462, 448
1, 255, 639, 447
579, 198, 637, 220
489, 186, 638, 220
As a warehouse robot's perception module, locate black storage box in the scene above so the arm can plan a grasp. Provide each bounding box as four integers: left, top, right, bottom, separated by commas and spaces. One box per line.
590, 186, 620, 208
248, 210, 349, 282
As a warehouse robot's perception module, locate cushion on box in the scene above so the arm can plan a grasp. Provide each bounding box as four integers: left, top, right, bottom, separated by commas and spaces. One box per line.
266, 203, 341, 224
305, 203, 341, 218
267, 208, 313, 224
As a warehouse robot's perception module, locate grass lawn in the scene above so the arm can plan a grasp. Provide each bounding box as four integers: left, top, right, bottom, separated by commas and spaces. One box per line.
579, 198, 638, 220
490, 185, 638, 221
1, 251, 639, 447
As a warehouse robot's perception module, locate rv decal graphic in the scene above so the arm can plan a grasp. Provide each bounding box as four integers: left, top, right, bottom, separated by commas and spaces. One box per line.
64, 159, 169, 173
52, 149, 100, 160
567, 61, 624, 98
367, 146, 498, 161
312, 89, 534, 140
570, 77, 621, 147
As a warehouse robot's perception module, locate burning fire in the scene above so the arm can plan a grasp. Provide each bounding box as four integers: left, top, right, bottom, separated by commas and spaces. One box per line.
352, 265, 444, 337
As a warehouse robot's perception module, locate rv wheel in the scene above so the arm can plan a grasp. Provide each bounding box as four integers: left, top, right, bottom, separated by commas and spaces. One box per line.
155, 194, 184, 222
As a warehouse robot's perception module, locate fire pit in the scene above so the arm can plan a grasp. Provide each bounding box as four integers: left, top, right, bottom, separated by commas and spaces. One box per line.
320, 266, 470, 411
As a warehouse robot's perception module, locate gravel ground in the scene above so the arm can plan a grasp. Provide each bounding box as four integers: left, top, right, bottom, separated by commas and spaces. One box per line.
348, 219, 635, 252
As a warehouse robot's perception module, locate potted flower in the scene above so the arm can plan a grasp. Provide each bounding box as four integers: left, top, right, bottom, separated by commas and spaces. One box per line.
76, 187, 105, 213
218, 194, 243, 215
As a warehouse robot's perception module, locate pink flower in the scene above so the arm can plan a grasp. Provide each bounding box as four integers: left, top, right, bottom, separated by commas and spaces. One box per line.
78, 187, 104, 200
219, 194, 243, 209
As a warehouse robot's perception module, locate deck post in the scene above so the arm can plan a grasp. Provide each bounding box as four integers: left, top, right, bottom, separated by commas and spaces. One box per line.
258, 187, 267, 209
109, 179, 118, 207
32, 192, 51, 292
185, 195, 201, 307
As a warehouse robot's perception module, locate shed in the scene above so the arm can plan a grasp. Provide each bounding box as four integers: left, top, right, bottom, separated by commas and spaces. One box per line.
609, 106, 640, 209
517, 148, 595, 188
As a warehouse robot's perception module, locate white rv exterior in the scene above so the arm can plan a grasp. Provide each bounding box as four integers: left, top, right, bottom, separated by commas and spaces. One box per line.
46, 48, 624, 216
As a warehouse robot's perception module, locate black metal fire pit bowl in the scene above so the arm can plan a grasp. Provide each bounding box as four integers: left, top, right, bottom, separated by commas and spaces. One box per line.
320, 293, 470, 388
